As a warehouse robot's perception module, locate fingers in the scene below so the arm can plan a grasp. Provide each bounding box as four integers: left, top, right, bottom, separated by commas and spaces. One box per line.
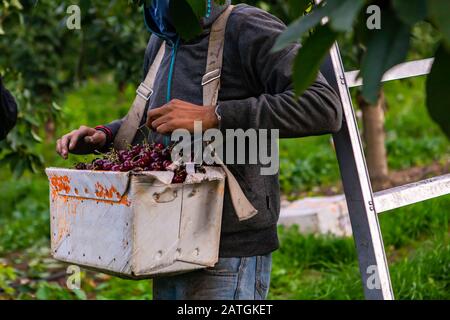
147, 104, 171, 126
151, 114, 172, 131
84, 130, 106, 147
56, 139, 62, 157
155, 122, 172, 135
59, 133, 72, 159
56, 126, 96, 159
70, 126, 95, 149
147, 99, 204, 133
68, 131, 81, 151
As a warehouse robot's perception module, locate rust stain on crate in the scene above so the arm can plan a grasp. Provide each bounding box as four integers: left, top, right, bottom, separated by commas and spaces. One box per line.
49, 174, 131, 206
54, 206, 70, 245
95, 182, 122, 200
56, 194, 131, 207
50, 175, 71, 196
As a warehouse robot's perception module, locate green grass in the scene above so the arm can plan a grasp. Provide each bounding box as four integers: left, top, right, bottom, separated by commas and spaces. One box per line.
0, 179, 49, 254
268, 196, 449, 300
380, 197, 449, 249
279, 136, 340, 196
0, 76, 448, 300
270, 234, 449, 300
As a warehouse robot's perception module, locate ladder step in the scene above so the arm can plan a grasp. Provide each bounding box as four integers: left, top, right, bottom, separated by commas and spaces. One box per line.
374, 173, 450, 213
345, 58, 434, 88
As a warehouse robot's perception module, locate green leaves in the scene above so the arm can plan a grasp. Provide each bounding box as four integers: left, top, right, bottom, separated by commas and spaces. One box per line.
186, 0, 207, 19
272, 0, 365, 98
392, 0, 427, 25
426, 45, 450, 138
293, 25, 338, 95
273, 0, 364, 52
359, 9, 411, 103
286, 0, 312, 21
0, 0, 24, 35
428, 0, 450, 48
425, 1, 450, 137
0, 149, 43, 178
272, 5, 329, 52
170, 0, 203, 41
328, 0, 365, 32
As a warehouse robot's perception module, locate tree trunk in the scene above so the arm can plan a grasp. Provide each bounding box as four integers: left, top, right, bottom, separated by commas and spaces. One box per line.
42, 92, 56, 143
358, 90, 389, 191
45, 116, 55, 143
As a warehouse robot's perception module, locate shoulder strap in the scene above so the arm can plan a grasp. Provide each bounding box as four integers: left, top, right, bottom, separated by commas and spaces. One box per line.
114, 42, 166, 150
202, 5, 234, 107
203, 5, 259, 221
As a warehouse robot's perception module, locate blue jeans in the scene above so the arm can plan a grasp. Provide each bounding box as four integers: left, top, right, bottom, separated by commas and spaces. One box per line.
153, 254, 272, 300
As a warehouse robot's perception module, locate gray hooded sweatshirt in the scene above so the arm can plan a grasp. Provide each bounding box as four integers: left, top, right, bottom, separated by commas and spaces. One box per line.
100, 2, 343, 257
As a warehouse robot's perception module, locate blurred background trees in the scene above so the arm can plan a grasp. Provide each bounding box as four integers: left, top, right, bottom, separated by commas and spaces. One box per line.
0, 0, 147, 176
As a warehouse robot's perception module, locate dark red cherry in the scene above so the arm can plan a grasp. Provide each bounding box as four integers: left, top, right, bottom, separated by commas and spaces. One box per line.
111, 165, 121, 171
163, 160, 172, 168
75, 163, 87, 170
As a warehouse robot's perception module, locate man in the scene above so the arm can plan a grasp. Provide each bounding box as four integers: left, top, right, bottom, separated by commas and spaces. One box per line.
0, 76, 18, 141
56, 0, 342, 299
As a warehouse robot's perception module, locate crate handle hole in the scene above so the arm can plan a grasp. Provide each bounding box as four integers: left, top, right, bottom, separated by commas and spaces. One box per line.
153, 188, 178, 203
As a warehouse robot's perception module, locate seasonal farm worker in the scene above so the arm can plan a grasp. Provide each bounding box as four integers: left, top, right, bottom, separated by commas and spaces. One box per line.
56, 0, 342, 299
0, 75, 18, 141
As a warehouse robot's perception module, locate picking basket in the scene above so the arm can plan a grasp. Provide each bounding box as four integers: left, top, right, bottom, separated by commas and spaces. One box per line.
45, 167, 225, 279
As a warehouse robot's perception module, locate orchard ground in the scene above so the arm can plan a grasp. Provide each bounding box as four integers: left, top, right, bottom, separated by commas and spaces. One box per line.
0, 75, 448, 300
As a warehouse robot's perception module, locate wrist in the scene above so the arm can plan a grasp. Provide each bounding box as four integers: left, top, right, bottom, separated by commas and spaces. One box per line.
205, 105, 219, 130
95, 126, 112, 145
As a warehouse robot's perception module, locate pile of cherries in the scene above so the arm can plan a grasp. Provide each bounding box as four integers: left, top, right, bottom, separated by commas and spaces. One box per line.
74, 143, 187, 183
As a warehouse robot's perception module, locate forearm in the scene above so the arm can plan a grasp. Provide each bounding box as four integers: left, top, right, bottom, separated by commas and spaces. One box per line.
96, 118, 124, 146
217, 75, 342, 138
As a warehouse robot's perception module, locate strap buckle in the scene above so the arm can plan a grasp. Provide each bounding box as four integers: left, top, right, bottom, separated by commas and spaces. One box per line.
136, 82, 154, 101
202, 69, 221, 86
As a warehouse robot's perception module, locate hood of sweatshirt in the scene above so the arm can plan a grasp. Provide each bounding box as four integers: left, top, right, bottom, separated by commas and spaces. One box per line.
143, 0, 231, 43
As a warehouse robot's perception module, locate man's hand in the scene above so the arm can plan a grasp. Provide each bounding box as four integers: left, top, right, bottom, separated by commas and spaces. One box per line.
147, 99, 218, 134
56, 126, 107, 159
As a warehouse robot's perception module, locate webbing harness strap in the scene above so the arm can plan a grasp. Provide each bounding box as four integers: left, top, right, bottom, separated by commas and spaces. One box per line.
114, 43, 165, 150
202, 5, 258, 221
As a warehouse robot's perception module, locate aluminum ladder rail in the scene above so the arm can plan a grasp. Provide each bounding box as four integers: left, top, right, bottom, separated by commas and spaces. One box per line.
321, 44, 449, 300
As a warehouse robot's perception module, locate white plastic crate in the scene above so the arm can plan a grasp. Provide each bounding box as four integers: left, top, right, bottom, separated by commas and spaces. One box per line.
45, 166, 225, 279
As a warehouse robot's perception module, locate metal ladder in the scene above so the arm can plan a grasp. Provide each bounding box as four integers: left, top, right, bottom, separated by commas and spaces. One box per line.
320, 44, 450, 300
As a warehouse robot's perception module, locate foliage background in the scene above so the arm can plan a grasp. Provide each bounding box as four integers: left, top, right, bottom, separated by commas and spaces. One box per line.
0, 0, 448, 300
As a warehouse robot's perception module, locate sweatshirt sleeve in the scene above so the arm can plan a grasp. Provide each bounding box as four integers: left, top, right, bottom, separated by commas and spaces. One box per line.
217, 6, 342, 138
0, 77, 18, 141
